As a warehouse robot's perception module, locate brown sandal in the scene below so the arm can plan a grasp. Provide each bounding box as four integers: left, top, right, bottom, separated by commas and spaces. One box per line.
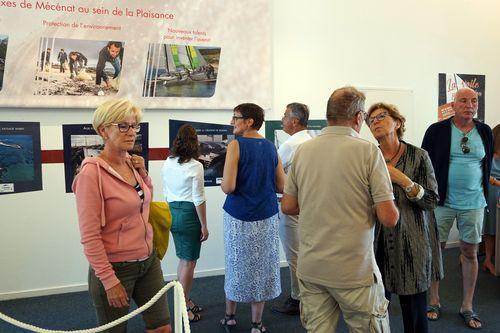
188, 298, 203, 313
187, 307, 201, 322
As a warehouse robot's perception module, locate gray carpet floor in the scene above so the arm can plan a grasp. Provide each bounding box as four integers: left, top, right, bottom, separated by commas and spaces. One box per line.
1, 247, 500, 332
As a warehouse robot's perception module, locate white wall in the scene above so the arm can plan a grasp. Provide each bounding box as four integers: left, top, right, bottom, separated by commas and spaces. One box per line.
0, 108, 234, 300
271, 0, 500, 245
2, 0, 500, 299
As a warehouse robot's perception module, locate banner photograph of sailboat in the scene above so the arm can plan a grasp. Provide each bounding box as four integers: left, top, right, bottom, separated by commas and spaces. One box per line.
143, 43, 220, 98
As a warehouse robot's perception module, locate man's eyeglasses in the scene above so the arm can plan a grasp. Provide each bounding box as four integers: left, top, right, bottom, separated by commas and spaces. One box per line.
461, 136, 470, 154
366, 111, 389, 126
110, 123, 141, 133
232, 116, 246, 121
358, 111, 367, 121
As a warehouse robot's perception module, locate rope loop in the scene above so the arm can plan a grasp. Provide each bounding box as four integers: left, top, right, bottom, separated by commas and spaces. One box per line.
0, 280, 191, 333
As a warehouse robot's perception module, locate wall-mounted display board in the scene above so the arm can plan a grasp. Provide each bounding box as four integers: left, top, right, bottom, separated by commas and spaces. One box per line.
169, 119, 234, 186
0, 0, 271, 109
62, 123, 149, 193
0, 121, 42, 195
438, 73, 485, 121
265, 120, 327, 150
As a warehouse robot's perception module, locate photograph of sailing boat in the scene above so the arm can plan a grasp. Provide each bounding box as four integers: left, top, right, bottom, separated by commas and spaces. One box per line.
0, 122, 42, 195
62, 123, 149, 193
143, 44, 220, 98
0, 34, 8, 91
34, 38, 125, 96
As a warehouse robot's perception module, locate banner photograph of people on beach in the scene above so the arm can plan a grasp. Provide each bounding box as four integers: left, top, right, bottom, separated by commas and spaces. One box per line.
34, 38, 125, 97
143, 44, 220, 98
0, 34, 7, 91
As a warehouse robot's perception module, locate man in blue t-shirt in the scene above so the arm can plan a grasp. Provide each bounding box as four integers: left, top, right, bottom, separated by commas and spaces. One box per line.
422, 87, 493, 330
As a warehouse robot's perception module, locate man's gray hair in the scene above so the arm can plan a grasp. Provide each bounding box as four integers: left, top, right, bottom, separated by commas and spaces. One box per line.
287, 102, 309, 126
326, 86, 366, 120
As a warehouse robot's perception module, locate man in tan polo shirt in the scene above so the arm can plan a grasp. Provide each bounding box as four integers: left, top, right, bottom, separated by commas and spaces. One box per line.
282, 86, 399, 332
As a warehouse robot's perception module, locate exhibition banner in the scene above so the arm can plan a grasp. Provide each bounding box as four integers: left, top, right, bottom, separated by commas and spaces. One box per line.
0, 0, 271, 109
0, 34, 7, 91
0, 121, 42, 195
438, 73, 485, 121
169, 119, 234, 186
265, 120, 327, 149
62, 123, 149, 193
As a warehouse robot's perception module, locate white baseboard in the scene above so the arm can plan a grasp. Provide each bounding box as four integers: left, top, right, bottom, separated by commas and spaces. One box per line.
0, 261, 290, 301
0, 284, 88, 301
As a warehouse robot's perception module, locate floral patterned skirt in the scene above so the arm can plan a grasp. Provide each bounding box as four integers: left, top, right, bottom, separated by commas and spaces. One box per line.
223, 211, 281, 302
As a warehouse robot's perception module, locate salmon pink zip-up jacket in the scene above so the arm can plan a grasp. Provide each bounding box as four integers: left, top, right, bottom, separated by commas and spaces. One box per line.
72, 156, 153, 290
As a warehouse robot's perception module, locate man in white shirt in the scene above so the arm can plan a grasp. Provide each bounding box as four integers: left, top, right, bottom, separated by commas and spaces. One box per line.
272, 103, 312, 315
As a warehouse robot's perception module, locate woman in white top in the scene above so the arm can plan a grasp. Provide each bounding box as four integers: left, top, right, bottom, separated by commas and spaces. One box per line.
161, 124, 208, 322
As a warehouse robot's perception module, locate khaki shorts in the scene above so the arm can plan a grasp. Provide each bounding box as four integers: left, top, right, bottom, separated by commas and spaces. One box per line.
299, 276, 390, 333
435, 206, 484, 244
88, 253, 170, 333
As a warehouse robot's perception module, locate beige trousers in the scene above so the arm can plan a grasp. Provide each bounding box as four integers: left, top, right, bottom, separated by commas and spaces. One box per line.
278, 204, 300, 300
299, 277, 390, 333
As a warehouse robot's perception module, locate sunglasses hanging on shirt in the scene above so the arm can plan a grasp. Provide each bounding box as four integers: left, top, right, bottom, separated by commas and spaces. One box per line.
461, 136, 470, 154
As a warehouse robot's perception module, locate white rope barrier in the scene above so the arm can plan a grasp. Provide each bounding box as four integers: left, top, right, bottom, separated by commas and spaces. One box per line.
0, 280, 191, 333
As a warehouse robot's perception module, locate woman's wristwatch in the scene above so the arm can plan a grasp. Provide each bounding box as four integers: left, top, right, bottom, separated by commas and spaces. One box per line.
404, 182, 415, 193
404, 181, 424, 200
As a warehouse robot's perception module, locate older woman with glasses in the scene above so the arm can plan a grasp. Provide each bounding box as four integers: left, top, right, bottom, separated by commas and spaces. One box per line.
367, 102, 442, 333
73, 99, 171, 333
220, 103, 285, 333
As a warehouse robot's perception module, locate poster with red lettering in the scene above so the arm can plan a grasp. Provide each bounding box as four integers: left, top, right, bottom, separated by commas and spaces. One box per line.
438, 73, 485, 121
0, 0, 271, 109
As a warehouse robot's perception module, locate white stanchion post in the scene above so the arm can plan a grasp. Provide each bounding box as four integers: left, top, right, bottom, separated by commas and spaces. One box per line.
174, 283, 183, 333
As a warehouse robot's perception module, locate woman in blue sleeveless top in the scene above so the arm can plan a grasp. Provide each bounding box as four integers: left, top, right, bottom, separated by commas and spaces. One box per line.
220, 103, 285, 333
